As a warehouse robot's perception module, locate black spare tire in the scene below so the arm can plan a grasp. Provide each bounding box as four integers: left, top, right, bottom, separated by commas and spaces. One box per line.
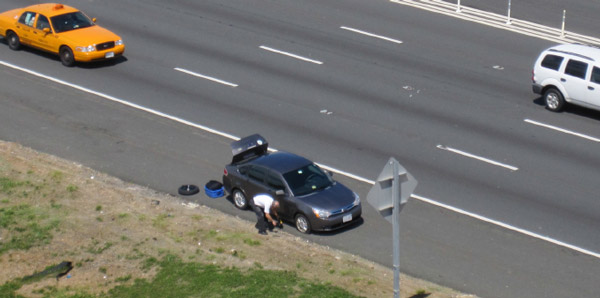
178, 184, 200, 196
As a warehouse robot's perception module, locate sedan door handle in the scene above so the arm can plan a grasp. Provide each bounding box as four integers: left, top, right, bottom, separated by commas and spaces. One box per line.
560, 78, 566, 82
589, 86, 595, 90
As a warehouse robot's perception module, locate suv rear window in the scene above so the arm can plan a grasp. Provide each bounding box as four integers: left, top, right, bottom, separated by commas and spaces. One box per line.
591, 67, 600, 84
541, 54, 564, 70
564, 60, 588, 79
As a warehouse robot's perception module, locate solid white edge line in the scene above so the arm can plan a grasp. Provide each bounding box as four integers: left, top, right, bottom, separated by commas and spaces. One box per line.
437, 145, 519, 171
340, 26, 403, 44
413, 194, 600, 259
317, 163, 377, 185
259, 45, 323, 64
1, 60, 598, 260
525, 119, 600, 143
174, 67, 238, 87
0, 60, 240, 141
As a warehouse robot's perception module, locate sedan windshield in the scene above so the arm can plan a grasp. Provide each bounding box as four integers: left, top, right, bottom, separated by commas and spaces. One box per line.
283, 164, 333, 196
51, 11, 94, 33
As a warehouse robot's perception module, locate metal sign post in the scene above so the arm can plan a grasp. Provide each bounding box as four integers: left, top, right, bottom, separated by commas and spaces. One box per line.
391, 160, 401, 298
367, 157, 418, 298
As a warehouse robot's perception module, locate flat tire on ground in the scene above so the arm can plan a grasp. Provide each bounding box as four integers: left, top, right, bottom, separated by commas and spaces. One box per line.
178, 184, 199, 196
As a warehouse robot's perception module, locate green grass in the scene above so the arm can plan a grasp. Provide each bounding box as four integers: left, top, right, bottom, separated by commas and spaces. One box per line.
66, 185, 78, 192
152, 214, 170, 229
0, 177, 24, 193
107, 255, 361, 298
86, 240, 113, 255
50, 171, 63, 182
0, 280, 25, 298
115, 275, 132, 283
0, 175, 67, 256
0, 255, 361, 298
243, 238, 261, 246
0, 160, 366, 298
0, 204, 60, 254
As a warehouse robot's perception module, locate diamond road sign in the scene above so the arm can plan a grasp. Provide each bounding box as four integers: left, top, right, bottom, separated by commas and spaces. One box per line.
366, 157, 418, 297
366, 157, 417, 223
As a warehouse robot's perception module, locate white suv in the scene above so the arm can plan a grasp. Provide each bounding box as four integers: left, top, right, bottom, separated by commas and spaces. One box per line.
532, 44, 600, 112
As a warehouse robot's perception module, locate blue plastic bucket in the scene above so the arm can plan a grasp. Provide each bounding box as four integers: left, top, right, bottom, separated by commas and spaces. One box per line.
205, 180, 224, 198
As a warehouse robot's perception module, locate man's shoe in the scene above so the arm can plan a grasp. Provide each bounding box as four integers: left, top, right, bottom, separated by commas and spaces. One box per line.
258, 230, 268, 235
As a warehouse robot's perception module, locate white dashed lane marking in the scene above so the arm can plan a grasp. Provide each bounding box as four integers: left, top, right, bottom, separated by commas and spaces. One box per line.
1, 59, 599, 260
259, 45, 323, 65
174, 67, 238, 87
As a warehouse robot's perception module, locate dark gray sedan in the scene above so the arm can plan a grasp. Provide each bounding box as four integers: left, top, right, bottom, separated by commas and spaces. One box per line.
222, 134, 362, 234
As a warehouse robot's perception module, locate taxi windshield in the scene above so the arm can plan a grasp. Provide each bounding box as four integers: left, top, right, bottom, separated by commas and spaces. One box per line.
51, 11, 94, 33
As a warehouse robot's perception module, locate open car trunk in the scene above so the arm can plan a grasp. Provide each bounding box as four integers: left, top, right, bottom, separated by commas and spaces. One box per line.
230, 134, 269, 164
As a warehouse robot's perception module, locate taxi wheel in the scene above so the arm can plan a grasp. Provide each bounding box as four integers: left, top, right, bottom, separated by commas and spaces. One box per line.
60, 46, 75, 67
232, 189, 248, 210
295, 214, 312, 234
7, 31, 21, 50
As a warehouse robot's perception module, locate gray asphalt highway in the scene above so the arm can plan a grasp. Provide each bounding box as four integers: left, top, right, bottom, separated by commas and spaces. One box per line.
1, 0, 599, 297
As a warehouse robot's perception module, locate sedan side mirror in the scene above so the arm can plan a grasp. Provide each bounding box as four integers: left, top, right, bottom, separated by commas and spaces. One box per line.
275, 189, 285, 196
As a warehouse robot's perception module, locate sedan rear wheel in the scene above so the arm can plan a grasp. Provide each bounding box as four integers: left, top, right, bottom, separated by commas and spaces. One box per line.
232, 189, 248, 210
295, 214, 311, 234
7, 31, 21, 50
60, 46, 75, 67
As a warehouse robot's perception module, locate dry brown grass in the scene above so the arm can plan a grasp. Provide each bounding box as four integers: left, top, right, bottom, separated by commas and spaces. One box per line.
0, 140, 476, 298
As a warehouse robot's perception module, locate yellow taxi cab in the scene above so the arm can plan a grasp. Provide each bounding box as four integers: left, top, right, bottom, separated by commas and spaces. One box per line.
0, 3, 124, 66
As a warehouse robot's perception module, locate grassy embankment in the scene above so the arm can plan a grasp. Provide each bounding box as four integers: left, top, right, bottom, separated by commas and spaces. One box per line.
0, 141, 472, 298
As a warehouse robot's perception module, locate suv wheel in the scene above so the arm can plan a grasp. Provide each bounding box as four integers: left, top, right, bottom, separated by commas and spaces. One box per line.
544, 88, 565, 112
295, 214, 311, 234
232, 189, 248, 209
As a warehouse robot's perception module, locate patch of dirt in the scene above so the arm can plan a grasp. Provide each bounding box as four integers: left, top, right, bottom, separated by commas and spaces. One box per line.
0, 140, 476, 297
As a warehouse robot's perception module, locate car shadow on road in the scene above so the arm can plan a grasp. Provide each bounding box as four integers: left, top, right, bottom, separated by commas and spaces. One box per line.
0, 39, 126, 68
276, 217, 365, 237
223, 194, 365, 236
313, 217, 365, 237
77, 56, 127, 69
533, 96, 600, 121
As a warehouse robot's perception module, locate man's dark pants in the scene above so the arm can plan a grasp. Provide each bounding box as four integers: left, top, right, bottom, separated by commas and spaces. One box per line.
250, 202, 268, 233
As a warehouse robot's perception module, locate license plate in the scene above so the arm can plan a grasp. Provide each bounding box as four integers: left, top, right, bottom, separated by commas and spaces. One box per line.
105, 52, 114, 58
343, 214, 352, 223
